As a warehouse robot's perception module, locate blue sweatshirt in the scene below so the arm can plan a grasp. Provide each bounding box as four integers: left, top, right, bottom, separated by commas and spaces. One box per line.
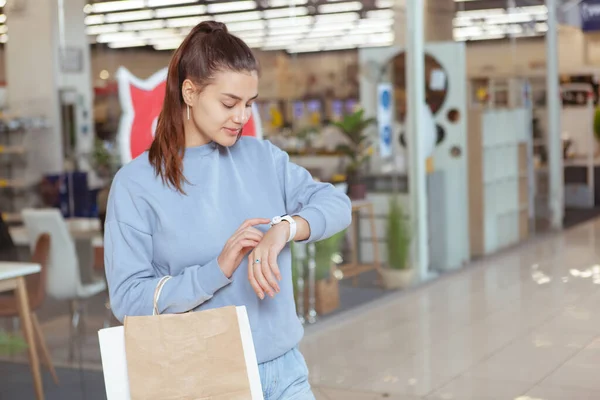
104, 137, 352, 363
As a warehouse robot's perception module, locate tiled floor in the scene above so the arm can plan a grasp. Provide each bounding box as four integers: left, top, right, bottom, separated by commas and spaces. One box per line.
4, 218, 600, 399
300, 218, 600, 399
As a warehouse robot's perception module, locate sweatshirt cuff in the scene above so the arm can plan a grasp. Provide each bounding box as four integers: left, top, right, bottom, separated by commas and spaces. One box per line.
201, 258, 233, 295
295, 207, 326, 243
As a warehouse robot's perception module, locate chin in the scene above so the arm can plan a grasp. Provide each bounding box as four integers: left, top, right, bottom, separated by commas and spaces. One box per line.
214, 135, 239, 147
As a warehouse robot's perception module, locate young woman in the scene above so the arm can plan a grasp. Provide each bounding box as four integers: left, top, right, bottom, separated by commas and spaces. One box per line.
103, 20, 352, 400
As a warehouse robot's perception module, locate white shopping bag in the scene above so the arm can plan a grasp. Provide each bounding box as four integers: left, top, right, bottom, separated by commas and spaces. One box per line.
98, 305, 264, 400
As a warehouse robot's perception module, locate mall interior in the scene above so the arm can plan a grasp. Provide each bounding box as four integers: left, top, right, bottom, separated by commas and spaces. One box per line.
2, 0, 600, 399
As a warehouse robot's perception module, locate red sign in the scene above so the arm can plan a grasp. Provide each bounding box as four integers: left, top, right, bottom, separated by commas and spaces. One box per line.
116, 67, 263, 164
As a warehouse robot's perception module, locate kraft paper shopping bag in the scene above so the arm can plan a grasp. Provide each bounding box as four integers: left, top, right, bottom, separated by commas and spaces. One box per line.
98, 276, 263, 400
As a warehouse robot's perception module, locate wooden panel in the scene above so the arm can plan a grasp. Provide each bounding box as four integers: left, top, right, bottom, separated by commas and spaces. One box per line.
468, 108, 485, 257
519, 209, 529, 240
518, 143, 528, 174
519, 176, 529, 210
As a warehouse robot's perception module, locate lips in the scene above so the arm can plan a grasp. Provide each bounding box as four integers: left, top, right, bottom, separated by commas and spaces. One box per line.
224, 127, 240, 135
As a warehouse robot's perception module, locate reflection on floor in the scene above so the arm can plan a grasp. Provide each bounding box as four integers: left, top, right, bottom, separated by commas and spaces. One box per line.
4, 217, 600, 399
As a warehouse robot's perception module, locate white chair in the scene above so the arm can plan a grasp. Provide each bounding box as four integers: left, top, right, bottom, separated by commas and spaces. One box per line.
21, 208, 106, 361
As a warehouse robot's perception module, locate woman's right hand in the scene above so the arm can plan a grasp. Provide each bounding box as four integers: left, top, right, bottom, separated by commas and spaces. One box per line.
217, 218, 271, 278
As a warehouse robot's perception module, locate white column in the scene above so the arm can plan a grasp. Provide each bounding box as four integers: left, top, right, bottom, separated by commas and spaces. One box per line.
394, 0, 454, 46
5, 0, 94, 180
545, 0, 563, 229
406, 0, 429, 280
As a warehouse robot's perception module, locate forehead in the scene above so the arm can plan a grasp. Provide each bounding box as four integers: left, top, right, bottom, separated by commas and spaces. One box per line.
208, 69, 258, 98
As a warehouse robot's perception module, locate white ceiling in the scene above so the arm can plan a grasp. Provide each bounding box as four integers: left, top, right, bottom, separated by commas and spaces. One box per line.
84, 0, 396, 52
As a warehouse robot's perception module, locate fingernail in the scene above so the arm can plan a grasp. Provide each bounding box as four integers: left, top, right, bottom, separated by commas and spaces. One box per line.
259, 293, 264, 300
269, 292, 274, 298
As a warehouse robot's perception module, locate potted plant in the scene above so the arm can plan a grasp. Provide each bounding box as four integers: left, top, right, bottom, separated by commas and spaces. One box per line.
334, 109, 376, 200
292, 229, 346, 316
380, 196, 414, 289
0, 331, 27, 355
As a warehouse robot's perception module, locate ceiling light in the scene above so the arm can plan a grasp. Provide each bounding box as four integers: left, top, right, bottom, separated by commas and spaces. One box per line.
138, 29, 179, 39
109, 40, 147, 48
375, 0, 393, 7
366, 9, 395, 19
267, 15, 313, 28
315, 12, 358, 23
311, 21, 354, 31
97, 32, 138, 43
207, 1, 256, 13
104, 10, 154, 23
87, 0, 145, 14
147, 0, 197, 6
166, 16, 209, 28
264, 6, 308, 19
151, 37, 184, 50
121, 20, 165, 31
155, 5, 207, 18
86, 24, 120, 35
359, 17, 393, 27
269, 0, 307, 6
270, 26, 309, 35
84, 14, 105, 25
0, 15, 6, 24
318, 2, 362, 13
214, 11, 262, 23
0, 26, 8, 34
236, 30, 265, 40
0, 34, 8, 44
225, 20, 265, 32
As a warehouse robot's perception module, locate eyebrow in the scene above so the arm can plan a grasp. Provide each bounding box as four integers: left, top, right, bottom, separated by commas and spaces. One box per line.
222, 93, 259, 101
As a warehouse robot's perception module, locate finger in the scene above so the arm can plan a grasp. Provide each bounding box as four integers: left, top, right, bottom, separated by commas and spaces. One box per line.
236, 239, 260, 252
268, 248, 282, 282
248, 253, 264, 299
237, 218, 271, 232
253, 253, 276, 298
262, 249, 280, 293
230, 227, 263, 246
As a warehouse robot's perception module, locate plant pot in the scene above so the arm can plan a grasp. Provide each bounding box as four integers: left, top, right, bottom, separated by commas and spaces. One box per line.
380, 268, 415, 290
348, 182, 367, 200
302, 275, 340, 316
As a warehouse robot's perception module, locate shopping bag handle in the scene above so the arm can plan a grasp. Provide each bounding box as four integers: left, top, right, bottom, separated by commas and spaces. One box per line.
153, 275, 172, 316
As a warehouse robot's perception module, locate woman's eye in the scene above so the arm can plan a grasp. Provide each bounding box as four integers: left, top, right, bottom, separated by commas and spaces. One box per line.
222, 103, 235, 109
246, 103, 253, 109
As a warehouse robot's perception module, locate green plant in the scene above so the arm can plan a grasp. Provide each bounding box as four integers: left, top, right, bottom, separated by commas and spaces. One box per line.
291, 229, 346, 295
386, 197, 410, 270
594, 108, 600, 143
334, 109, 376, 183
0, 331, 27, 355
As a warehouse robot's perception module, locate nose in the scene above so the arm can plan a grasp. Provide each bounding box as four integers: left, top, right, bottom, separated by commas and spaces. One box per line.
232, 107, 249, 124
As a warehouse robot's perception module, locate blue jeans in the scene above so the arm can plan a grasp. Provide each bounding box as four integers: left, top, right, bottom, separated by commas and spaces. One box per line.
258, 347, 316, 400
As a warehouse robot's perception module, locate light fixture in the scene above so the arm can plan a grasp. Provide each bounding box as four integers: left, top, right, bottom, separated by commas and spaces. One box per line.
138, 29, 180, 39
318, 2, 362, 14
166, 16, 209, 28
263, 6, 308, 19
87, 0, 145, 14
267, 15, 313, 28
147, 0, 197, 7
214, 11, 262, 23
104, 10, 154, 23
235, 30, 265, 39
207, 1, 256, 14
151, 37, 185, 50
99, 70, 110, 80
109, 40, 147, 48
268, 0, 307, 6
366, 9, 395, 19
97, 32, 138, 43
121, 20, 165, 31
375, 0, 393, 8
86, 24, 120, 35
0, 34, 8, 44
315, 12, 358, 23
155, 5, 207, 19
84, 14, 105, 25
0, 26, 8, 34
269, 26, 310, 35
225, 20, 265, 32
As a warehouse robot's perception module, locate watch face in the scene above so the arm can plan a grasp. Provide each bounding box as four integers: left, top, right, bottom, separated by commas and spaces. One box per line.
272, 216, 281, 224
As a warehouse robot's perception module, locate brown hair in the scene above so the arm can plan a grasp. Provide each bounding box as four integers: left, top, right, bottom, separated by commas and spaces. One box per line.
148, 21, 259, 194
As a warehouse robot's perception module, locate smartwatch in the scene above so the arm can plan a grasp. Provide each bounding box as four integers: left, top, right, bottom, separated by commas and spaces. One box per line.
271, 214, 297, 242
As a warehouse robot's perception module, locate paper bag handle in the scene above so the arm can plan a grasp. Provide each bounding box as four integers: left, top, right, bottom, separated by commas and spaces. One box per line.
152, 275, 172, 316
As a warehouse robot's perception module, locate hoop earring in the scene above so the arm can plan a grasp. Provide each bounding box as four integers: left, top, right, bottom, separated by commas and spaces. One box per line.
187, 104, 190, 121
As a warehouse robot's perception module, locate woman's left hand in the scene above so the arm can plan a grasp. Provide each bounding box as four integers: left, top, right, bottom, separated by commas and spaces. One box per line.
248, 223, 289, 299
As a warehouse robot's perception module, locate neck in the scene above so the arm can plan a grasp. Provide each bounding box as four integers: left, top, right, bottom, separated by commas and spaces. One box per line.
183, 110, 211, 148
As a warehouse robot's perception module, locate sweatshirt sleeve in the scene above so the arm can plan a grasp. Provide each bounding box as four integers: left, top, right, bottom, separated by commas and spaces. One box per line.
269, 141, 352, 243
104, 176, 231, 322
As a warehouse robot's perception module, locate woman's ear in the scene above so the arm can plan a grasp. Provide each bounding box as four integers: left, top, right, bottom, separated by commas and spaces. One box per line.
181, 79, 196, 106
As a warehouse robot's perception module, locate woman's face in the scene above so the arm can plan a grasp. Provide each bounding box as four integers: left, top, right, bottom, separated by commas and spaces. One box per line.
183, 69, 259, 147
